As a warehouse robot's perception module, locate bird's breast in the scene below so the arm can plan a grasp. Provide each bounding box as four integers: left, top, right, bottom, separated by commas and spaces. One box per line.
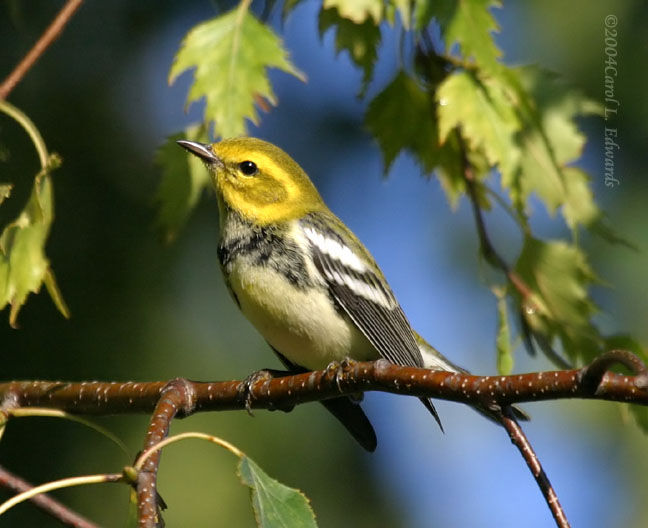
218, 216, 376, 370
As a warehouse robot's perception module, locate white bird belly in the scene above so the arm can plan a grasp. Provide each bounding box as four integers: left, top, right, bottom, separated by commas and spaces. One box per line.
228, 265, 376, 371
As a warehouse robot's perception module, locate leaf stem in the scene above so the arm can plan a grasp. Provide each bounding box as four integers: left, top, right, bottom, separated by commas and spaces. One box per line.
135, 432, 244, 471
0, 465, 99, 528
0, 99, 49, 169
0, 473, 122, 516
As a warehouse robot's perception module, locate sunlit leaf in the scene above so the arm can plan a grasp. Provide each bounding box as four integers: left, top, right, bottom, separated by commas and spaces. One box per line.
238, 455, 318, 528
366, 70, 492, 209
428, 0, 502, 71
507, 66, 604, 230
495, 289, 514, 375
437, 70, 521, 180
154, 125, 210, 242
169, 7, 305, 138
42, 268, 69, 321
0, 184, 12, 205
323, 0, 382, 24
561, 167, 600, 229
0, 171, 69, 327
389, 0, 413, 27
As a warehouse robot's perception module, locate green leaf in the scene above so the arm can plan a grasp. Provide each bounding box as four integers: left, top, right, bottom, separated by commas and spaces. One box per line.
603, 335, 647, 366
282, 0, 308, 20
238, 455, 318, 528
495, 289, 514, 375
437, 70, 521, 180
0, 184, 12, 205
389, 0, 413, 27
517, 67, 600, 166
125, 487, 138, 528
323, 0, 383, 24
154, 125, 211, 242
0, 171, 69, 327
514, 237, 602, 363
319, 8, 381, 93
434, 132, 466, 209
630, 406, 648, 433
169, 7, 305, 138
365, 71, 491, 209
429, 0, 502, 71
561, 167, 600, 230
365, 71, 438, 171
413, 0, 435, 30
42, 268, 70, 321
506, 66, 603, 228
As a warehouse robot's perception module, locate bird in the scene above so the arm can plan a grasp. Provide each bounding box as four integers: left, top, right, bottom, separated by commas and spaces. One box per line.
177, 137, 526, 451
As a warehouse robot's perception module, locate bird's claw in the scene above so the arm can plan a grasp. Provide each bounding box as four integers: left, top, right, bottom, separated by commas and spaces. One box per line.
238, 369, 296, 415
325, 358, 364, 402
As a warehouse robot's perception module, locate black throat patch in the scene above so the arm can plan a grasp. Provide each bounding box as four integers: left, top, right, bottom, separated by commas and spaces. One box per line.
218, 211, 313, 289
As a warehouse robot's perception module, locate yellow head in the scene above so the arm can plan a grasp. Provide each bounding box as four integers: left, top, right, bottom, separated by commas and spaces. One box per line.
177, 137, 326, 225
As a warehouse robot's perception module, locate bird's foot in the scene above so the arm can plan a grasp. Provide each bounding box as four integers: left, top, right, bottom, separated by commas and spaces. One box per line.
324, 358, 364, 403
238, 369, 295, 416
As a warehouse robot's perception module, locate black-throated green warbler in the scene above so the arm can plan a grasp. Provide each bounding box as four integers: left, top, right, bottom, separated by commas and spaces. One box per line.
178, 137, 524, 451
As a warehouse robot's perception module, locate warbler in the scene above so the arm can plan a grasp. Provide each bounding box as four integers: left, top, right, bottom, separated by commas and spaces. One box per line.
178, 137, 525, 451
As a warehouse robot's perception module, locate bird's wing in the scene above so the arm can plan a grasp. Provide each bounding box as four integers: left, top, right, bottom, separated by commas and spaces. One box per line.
271, 346, 377, 451
301, 214, 423, 368
301, 213, 442, 429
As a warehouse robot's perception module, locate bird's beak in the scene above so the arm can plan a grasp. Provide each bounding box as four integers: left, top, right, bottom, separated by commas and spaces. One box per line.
176, 140, 220, 165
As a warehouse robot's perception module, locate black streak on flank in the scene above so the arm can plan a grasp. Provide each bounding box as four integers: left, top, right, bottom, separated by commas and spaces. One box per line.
218, 215, 312, 289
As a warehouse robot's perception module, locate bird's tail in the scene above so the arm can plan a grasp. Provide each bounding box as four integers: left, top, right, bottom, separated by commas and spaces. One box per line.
413, 332, 529, 423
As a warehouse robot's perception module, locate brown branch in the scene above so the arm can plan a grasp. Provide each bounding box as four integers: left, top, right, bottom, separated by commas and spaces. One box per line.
0, 464, 98, 528
499, 409, 570, 528
2, 351, 646, 528
136, 378, 195, 528
1, 352, 646, 417
0, 0, 84, 100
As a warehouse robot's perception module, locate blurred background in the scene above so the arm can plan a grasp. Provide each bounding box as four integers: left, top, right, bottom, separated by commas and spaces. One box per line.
1, 1, 647, 526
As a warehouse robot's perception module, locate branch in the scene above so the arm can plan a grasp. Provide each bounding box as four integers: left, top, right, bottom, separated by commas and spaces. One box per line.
499, 409, 569, 528
1, 351, 646, 416
136, 379, 195, 527
0, 0, 84, 100
0, 464, 98, 528
2, 350, 645, 528
457, 133, 572, 369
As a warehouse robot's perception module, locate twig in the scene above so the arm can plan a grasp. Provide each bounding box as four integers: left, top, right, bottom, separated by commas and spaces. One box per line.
581, 349, 648, 390
0, 0, 84, 100
137, 378, 196, 528
500, 409, 570, 528
0, 464, 98, 528
457, 132, 572, 369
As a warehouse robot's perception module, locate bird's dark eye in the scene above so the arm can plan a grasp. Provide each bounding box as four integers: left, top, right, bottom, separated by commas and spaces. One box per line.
238, 160, 258, 176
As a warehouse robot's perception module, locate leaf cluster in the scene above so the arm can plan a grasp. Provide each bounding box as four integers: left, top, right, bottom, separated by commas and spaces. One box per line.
0, 101, 68, 327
